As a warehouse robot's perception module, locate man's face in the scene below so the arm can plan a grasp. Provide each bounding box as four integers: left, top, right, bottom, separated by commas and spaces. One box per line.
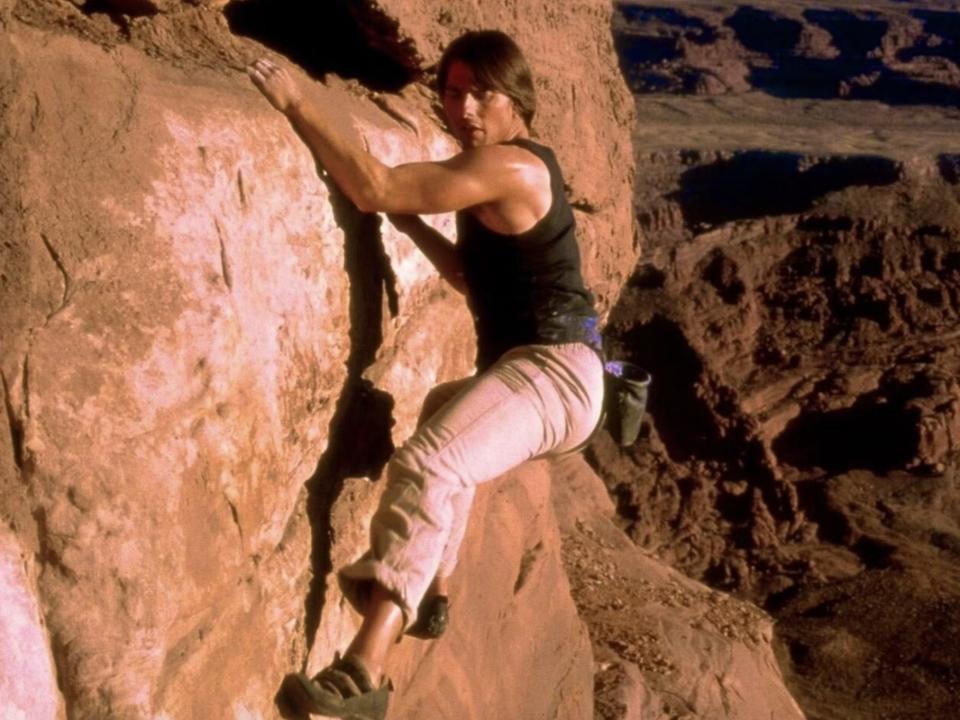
442, 60, 520, 148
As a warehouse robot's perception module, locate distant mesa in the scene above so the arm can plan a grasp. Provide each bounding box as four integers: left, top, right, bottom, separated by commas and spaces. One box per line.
901, 9, 960, 66
724, 6, 804, 56
803, 8, 888, 58
613, 1, 960, 106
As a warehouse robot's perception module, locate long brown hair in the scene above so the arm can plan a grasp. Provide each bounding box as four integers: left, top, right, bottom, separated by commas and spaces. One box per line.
437, 31, 537, 129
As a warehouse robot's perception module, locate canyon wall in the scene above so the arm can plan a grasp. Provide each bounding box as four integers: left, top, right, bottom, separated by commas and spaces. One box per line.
1, 1, 804, 718
593, 3, 960, 718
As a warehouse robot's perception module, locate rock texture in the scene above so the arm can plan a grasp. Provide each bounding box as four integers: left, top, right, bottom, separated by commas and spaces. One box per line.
0, 1, 633, 719
0, 527, 63, 720
0, 0, 808, 719
552, 455, 805, 720
591, 2, 960, 719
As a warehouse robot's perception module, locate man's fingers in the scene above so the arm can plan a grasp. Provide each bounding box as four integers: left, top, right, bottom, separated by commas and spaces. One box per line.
256, 58, 283, 76
248, 58, 282, 79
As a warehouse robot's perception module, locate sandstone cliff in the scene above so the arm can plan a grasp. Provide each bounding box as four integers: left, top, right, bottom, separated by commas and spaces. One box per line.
594, 3, 960, 719
1, 1, 803, 718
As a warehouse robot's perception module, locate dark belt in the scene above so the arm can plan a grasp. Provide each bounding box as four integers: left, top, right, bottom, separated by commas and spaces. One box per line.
531, 312, 603, 359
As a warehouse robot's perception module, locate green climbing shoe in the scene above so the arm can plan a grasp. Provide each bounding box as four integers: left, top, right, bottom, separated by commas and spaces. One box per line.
281, 654, 391, 720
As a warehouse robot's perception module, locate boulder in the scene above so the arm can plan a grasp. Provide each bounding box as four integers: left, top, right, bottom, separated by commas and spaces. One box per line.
0, 21, 469, 719
552, 455, 806, 720
0, 2, 804, 719
0, 2, 625, 718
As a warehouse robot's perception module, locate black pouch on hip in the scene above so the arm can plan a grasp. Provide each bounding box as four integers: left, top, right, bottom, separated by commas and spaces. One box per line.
603, 360, 651, 447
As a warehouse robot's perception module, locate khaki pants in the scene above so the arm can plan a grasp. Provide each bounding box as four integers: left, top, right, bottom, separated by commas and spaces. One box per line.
339, 342, 604, 627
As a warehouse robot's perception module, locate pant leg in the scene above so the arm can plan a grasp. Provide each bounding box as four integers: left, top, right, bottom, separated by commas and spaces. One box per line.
416, 378, 478, 579
417, 378, 475, 428
338, 342, 603, 626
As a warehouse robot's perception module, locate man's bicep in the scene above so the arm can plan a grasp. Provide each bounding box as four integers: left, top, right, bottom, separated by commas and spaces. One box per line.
383, 155, 501, 214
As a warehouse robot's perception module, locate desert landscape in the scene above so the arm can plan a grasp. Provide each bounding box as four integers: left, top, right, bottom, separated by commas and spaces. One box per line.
592, 2, 960, 718
1, 1, 958, 719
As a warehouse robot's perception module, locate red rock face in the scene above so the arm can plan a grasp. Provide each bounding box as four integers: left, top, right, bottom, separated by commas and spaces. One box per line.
0, 1, 808, 719
0, 2, 632, 718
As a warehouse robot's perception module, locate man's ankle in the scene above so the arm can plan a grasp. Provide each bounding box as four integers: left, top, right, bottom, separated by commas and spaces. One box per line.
344, 652, 383, 689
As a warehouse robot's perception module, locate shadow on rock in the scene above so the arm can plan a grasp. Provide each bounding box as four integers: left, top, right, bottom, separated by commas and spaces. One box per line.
272, 182, 397, 712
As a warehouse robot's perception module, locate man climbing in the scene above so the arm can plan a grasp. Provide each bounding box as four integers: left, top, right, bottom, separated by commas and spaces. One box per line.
248, 29, 604, 719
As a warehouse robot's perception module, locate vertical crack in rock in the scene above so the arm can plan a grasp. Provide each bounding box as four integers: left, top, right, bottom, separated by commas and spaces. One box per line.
236, 168, 247, 208
39, 233, 70, 318
513, 541, 544, 595
301, 182, 396, 651
30, 92, 41, 133
214, 220, 233, 291
1, 369, 24, 472
45, 629, 72, 718
109, 49, 140, 144
225, 494, 244, 545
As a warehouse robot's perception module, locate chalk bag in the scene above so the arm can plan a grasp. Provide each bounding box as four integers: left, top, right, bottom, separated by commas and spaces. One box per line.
604, 360, 651, 447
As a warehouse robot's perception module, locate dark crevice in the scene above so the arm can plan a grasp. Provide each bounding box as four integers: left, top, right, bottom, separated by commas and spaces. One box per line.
901, 10, 960, 67
79, 0, 158, 33
797, 215, 855, 234
804, 9, 887, 58
40, 233, 70, 318
764, 583, 803, 612
299, 182, 397, 666
225, 0, 415, 91
794, 482, 898, 570
626, 263, 666, 290
670, 152, 901, 229
700, 249, 745, 304
725, 7, 804, 56
34, 507, 78, 714
939, 154, 960, 185
795, 480, 856, 546
851, 535, 897, 570
786, 638, 813, 670
225, 496, 243, 544
214, 221, 233, 292
773, 401, 920, 474
799, 598, 842, 619
1, 370, 24, 472
513, 541, 543, 594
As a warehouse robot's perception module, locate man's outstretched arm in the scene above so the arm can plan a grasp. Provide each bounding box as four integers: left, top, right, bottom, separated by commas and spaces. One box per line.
247, 58, 522, 216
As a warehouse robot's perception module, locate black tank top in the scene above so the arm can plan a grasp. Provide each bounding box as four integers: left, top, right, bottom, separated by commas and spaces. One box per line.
457, 138, 598, 371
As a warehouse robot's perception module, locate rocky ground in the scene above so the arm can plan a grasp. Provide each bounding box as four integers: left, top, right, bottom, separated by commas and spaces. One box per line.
590, 2, 960, 719
6, 0, 960, 718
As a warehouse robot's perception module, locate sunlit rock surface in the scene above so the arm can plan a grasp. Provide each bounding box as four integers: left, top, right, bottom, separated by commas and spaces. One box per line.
0, 527, 63, 720
0, 1, 804, 718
